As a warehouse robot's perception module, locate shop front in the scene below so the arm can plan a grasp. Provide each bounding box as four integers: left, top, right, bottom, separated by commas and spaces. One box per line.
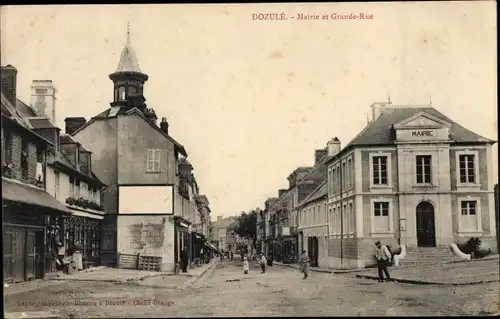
173, 216, 191, 272
62, 209, 103, 269
2, 177, 73, 283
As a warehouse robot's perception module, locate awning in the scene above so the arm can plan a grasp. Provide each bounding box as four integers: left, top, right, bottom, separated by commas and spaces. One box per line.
67, 206, 104, 220
2, 177, 72, 214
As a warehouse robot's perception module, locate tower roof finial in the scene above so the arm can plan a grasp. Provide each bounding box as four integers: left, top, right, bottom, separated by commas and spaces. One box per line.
388, 93, 391, 104
127, 22, 131, 44
429, 94, 432, 105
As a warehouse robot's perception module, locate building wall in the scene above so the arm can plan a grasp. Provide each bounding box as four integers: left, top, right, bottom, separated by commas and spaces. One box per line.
116, 214, 176, 271
72, 119, 118, 214
116, 114, 177, 185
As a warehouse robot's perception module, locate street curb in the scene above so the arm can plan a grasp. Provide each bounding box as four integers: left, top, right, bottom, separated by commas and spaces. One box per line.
273, 262, 364, 274
179, 259, 219, 290
355, 274, 500, 286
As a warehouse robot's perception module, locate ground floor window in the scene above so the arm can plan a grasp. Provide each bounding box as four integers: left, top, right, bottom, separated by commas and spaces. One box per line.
373, 201, 390, 232
460, 200, 479, 231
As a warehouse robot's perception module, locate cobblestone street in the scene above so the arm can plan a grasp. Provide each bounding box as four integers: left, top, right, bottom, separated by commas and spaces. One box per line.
4, 260, 499, 317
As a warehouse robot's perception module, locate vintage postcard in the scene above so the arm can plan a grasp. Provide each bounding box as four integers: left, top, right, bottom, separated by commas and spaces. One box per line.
1, 1, 498, 318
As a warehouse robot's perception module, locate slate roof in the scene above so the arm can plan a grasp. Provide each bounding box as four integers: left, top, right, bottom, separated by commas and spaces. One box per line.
179, 157, 193, 168
345, 106, 495, 149
26, 118, 58, 129
60, 135, 77, 144
15, 99, 37, 117
297, 180, 327, 208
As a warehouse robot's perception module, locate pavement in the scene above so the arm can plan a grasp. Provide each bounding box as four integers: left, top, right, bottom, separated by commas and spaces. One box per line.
272, 261, 369, 274
4, 258, 218, 296
355, 257, 500, 285
3, 259, 499, 317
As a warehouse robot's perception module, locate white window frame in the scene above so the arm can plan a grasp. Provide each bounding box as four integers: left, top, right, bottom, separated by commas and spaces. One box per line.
70, 177, 75, 197
370, 198, 394, 237
347, 156, 353, 190
457, 196, 483, 234
342, 203, 347, 235
146, 149, 161, 173
54, 171, 60, 200
456, 150, 480, 188
414, 154, 433, 185
336, 204, 341, 235
336, 164, 341, 193
341, 160, 347, 192
348, 200, 355, 236
369, 152, 392, 188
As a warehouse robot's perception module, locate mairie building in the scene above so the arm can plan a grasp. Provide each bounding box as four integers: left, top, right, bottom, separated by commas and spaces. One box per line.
325, 101, 497, 269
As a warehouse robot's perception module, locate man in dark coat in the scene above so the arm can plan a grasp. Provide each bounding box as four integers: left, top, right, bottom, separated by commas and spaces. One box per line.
181, 248, 189, 273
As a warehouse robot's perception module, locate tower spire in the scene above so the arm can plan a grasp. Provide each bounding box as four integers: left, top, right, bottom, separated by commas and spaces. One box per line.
126, 22, 131, 44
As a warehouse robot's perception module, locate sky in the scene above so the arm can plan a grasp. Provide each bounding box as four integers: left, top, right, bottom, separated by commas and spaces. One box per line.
1, 2, 497, 218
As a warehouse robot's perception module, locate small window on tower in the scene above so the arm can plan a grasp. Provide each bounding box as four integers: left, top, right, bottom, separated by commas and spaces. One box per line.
128, 86, 136, 97
118, 87, 126, 100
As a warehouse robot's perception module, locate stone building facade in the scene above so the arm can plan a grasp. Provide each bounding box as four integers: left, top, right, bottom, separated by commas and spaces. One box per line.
326, 101, 497, 269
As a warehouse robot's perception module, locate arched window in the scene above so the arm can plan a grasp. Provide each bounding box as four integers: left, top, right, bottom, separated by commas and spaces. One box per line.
118, 87, 126, 100
127, 86, 136, 96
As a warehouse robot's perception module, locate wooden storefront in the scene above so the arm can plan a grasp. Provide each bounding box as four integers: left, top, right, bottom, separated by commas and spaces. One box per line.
3, 202, 69, 283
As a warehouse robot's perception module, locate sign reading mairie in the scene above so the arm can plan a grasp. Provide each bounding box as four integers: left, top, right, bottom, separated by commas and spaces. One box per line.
411, 130, 434, 137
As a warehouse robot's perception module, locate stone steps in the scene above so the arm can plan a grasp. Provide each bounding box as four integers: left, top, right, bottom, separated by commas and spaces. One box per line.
400, 247, 460, 266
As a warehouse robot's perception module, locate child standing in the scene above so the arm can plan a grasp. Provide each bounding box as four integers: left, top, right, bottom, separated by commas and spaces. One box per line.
243, 257, 249, 274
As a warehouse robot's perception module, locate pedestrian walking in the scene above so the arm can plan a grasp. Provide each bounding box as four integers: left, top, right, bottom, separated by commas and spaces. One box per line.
259, 254, 267, 273
374, 240, 391, 282
230, 251, 233, 261
243, 257, 249, 274
300, 250, 310, 279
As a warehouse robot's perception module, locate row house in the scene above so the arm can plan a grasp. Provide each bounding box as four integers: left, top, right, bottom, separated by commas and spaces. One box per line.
296, 181, 327, 267
212, 215, 237, 252
262, 197, 278, 259
16, 79, 107, 269
67, 31, 215, 272
264, 146, 331, 264
325, 101, 497, 269
1, 65, 105, 283
256, 208, 265, 254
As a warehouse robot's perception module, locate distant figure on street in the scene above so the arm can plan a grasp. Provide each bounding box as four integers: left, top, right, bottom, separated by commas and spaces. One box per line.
300, 250, 310, 279
243, 257, 249, 274
180, 248, 188, 273
259, 254, 267, 273
374, 240, 391, 282
230, 251, 234, 261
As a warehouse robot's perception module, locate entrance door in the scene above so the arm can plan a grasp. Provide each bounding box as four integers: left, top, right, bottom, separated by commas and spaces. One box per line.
26, 230, 36, 281
311, 237, 319, 267
13, 229, 26, 282
416, 201, 436, 247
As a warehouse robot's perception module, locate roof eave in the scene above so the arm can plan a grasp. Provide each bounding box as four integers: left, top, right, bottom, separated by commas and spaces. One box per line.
1, 114, 54, 147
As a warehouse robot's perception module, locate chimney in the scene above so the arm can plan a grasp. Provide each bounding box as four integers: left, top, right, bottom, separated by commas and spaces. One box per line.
31, 80, 57, 123
160, 117, 169, 135
370, 100, 391, 122
278, 189, 287, 197
315, 148, 327, 164
1, 65, 18, 106
144, 108, 158, 125
65, 117, 87, 135
327, 137, 341, 157
217, 216, 223, 222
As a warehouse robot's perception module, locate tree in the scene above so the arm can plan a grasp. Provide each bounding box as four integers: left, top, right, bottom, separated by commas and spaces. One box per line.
235, 210, 257, 243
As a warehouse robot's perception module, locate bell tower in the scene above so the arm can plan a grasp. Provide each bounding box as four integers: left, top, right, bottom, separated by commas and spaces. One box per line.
109, 23, 148, 109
